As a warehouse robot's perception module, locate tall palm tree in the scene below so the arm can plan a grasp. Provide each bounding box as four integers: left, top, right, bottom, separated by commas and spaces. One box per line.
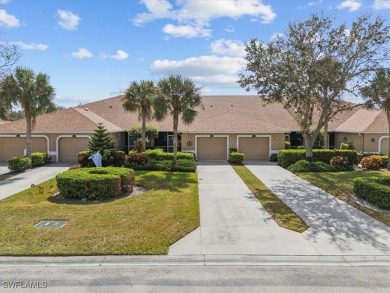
0, 67, 56, 162
361, 68, 390, 170
155, 75, 202, 164
121, 80, 156, 152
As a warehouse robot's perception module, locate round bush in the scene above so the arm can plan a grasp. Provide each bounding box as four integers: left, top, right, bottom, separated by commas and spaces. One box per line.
8, 157, 31, 172
56, 167, 134, 200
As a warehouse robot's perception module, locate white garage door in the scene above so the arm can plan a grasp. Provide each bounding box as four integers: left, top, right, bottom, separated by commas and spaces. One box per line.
58, 137, 90, 162
197, 137, 227, 160
238, 137, 269, 160
380, 137, 389, 155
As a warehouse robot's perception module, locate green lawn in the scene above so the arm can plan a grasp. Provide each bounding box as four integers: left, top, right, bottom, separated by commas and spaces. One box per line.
233, 165, 309, 232
298, 171, 390, 226
0, 170, 199, 255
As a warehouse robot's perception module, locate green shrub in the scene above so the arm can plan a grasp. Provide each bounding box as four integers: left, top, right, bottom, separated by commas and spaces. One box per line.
128, 152, 148, 165
77, 150, 93, 167
31, 152, 49, 167
128, 158, 196, 172
173, 159, 196, 172
378, 155, 388, 168
8, 157, 31, 172
360, 155, 382, 170
229, 152, 244, 164
353, 178, 390, 210
144, 149, 194, 160
285, 141, 291, 149
340, 142, 354, 150
56, 167, 134, 199
270, 152, 278, 162
278, 149, 358, 168
288, 160, 333, 173
113, 151, 126, 167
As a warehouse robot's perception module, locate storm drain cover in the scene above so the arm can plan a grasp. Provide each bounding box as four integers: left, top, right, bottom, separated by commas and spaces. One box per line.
35, 220, 67, 228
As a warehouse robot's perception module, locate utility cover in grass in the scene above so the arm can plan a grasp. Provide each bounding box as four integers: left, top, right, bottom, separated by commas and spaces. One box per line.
35, 220, 67, 228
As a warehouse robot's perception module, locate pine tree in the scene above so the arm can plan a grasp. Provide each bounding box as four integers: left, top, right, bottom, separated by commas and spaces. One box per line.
88, 123, 116, 165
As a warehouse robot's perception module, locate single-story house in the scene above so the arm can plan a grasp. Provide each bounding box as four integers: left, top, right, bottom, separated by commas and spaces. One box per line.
0, 95, 388, 162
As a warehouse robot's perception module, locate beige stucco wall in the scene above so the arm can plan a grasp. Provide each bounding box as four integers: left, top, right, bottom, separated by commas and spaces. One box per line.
181, 133, 286, 152
335, 133, 387, 153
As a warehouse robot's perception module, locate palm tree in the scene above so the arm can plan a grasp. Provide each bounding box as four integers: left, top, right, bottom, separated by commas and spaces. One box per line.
361, 68, 390, 170
0, 67, 56, 162
155, 75, 202, 164
121, 80, 156, 152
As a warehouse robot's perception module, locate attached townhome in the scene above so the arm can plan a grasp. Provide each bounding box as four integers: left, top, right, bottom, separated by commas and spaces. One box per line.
0, 95, 388, 162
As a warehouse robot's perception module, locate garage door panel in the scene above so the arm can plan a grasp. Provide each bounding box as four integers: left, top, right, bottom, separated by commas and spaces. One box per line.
197, 137, 227, 160
0, 137, 47, 161
239, 137, 269, 160
59, 137, 89, 162
381, 138, 389, 155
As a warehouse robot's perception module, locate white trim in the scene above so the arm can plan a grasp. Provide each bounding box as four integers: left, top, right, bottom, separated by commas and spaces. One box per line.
56, 135, 91, 162
378, 136, 389, 154
195, 135, 229, 160
237, 135, 272, 159
0, 134, 49, 155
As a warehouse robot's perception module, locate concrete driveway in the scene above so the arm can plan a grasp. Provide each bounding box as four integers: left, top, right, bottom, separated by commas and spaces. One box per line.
0, 162, 9, 175
245, 161, 390, 255
169, 161, 317, 255
0, 162, 73, 201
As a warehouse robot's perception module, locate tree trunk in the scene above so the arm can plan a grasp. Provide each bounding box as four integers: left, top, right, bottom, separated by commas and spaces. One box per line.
387, 109, 390, 170
173, 110, 179, 165
141, 115, 146, 152
304, 131, 313, 162
25, 115, 32, 167
323, 122, 328, 149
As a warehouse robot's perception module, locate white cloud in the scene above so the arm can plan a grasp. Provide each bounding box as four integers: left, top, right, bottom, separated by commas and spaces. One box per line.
9, 41, 48, 50
210, 39, 246, 57
71, 48, 92, 59
57, 9, 80, 30
134, 0, 276, 38
0, 9, 19, 27
337, 0, 361, 12
225, 25, 235, 33
150, 55, 245, 87
163, 23, 211, 38
373, 0, 390, 9
0, 0, 11, 4
271, 33, 283, 40
110, 50, 128, 60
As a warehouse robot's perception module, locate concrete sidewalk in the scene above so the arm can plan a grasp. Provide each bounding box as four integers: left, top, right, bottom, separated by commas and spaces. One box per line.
0, 162, 72, 201
169, 161, 317, 255
245, 161, 390, 255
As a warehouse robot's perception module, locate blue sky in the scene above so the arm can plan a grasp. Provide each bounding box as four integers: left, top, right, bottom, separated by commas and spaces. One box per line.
1, 0, 389, 107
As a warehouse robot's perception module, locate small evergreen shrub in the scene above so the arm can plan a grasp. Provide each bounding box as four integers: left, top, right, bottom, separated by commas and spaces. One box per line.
360, 155, 383, 170
113, 151, 126, 167
229, 152, 244, 164
285, 141, 291, 149
330, 156, 349, 167
144, 149, 194, 160
128, 152, 148, 165
173, 159, 196, 172
31, 152, 49, 167
77, 150, 93, 168
354, 178, 390, 209
288, 160, 333, 173
340, 142, 354, 150
270, 153, 278, 162
8, 157, 31, 172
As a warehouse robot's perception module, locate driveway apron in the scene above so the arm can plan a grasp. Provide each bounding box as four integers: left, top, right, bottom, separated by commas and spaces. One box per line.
169, 161, 318, 255
0, 162, 73, 201
0, 162, 9, 175
245, 161, 390, 255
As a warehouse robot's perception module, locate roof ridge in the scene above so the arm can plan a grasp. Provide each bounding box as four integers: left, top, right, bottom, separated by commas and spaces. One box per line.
72, 108, 123, 131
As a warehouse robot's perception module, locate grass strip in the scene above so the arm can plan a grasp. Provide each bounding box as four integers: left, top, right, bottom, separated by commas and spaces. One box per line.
299, 171, 390, 226
232, 165, 309, 233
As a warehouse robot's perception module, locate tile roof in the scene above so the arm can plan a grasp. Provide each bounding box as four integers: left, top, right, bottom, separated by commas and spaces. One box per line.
0, 95, 387, 134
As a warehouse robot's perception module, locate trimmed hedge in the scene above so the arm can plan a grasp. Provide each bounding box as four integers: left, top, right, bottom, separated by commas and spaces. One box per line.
353, 177, 390, 210
144, 149, 194, 160
278, 149, 358, 168
8, 157, 31, 172
270, 152, 278, 162
31, 152, 50, 167
56, 167, 135, 199
288, 160, 354, 173
229, 152, 244, 164
127, 158, 196, 172
113, 151, 127, 167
